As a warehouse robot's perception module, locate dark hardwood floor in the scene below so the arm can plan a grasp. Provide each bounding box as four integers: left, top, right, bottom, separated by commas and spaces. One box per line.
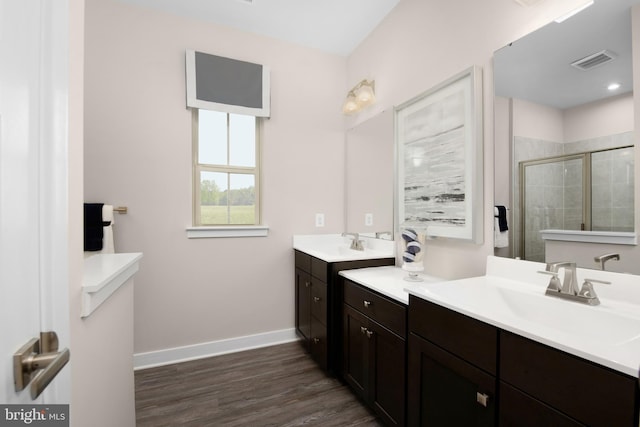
135, 341, 383, 426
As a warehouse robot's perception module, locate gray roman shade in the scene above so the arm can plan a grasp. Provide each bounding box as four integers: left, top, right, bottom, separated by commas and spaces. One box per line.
185, 50, 270, 117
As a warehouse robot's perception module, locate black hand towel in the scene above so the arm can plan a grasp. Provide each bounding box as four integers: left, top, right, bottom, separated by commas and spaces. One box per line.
495, 205, 508, 232
84, 203, 105, 251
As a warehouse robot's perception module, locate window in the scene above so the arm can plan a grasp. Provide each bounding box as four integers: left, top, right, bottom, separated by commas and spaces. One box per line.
193, 109, 260, 226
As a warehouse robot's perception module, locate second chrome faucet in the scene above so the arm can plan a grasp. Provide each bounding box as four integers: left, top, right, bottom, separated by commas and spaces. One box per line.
538, 262, 610, 306
342, 232, 364, 251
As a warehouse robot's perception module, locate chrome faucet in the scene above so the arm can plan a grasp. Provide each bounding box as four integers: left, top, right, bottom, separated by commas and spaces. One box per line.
594, 253, 620, 271
543, 262, 579, 295
375, 231, 392, 240
538, 261, 610, 306
342, 232, 364, 251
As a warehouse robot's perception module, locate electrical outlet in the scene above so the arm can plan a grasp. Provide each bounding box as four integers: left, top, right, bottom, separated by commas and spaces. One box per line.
315, 213, 325, 227
365, 213, 374, 226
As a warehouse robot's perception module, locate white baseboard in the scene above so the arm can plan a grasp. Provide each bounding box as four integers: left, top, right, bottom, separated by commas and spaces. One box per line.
133, 328, 299, 370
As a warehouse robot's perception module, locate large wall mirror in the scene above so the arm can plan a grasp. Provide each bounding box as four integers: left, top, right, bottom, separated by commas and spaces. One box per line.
345, 110, 394, 239
494, 0, 637, 261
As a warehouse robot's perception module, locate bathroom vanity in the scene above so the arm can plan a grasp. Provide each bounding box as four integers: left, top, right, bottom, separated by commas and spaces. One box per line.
340, 256, 640, 427
343, 278, 407, 426
293, 235, 394, 374
340, 266, 443, 426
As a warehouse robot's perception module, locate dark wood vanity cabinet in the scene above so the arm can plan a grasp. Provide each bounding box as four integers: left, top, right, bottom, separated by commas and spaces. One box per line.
294, 250, 393, 374
295, 251, 328, 369
407, 294, 640, 427
407, 295, 497, 427
500, 331, 639, 427
343, 279, 407, 426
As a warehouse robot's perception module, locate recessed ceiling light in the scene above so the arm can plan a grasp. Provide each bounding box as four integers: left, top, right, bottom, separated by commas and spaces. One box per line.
607, 83, 621, 91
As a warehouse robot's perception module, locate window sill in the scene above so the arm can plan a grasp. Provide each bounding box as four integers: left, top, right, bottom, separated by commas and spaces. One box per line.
186, 225, 269, 238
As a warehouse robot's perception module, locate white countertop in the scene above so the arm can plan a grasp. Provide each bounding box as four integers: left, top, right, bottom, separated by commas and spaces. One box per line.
293, 234, 394, 262
339, 266, 444, 304
340, 256, 640, 377
82, 252, 143, 317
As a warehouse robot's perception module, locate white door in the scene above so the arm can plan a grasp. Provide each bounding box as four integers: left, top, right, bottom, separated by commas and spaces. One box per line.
0, 0, 71, 405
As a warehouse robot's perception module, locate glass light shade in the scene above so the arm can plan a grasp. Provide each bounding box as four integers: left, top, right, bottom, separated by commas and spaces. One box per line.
342, 94, 359, 114
355, 83, 375, 106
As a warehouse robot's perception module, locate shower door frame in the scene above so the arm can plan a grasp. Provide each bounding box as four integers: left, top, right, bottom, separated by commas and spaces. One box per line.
518, 153, 590, 261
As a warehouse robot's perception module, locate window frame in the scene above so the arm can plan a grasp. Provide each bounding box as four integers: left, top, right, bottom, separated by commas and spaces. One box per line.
191, 108, 262, 227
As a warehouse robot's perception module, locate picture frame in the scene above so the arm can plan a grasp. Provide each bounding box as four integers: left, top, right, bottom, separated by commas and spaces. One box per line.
394, 66, 483, 243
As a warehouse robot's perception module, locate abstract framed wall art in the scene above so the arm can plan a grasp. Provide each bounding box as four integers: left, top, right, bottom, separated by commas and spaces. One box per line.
395, 66, 483, 243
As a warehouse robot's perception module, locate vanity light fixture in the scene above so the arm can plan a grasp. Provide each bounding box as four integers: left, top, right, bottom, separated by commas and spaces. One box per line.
554, 0, 594, 23
342, 79, 376, 115
607, 82, 621, 91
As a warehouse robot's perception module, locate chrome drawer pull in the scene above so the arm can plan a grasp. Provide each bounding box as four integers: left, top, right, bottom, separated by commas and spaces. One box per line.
313, 296, 321, 302
360, 326, 367, 334
366, 330, 374, 339
305, 281, 310, 288
363, 300, 371, 308
313, 338, 320, 344
476, 392, 489, 407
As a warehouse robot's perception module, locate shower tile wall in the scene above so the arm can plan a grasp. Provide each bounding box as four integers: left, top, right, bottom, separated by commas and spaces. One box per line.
569, 133, 635, 232
513, 132, 634, 261
591, 146, 635, 231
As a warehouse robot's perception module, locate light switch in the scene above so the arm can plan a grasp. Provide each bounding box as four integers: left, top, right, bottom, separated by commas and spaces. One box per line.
315, 213, 325, 227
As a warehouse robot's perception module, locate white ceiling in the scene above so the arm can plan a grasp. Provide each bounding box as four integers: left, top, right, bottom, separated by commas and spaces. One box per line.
115, 0, 400, 56
495, 0, 637, 110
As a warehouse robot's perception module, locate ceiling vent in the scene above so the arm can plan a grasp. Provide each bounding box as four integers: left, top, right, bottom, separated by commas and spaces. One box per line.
571, 50, 617, 71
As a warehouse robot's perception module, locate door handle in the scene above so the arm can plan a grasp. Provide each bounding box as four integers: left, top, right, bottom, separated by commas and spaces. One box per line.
14, 331, 70, 399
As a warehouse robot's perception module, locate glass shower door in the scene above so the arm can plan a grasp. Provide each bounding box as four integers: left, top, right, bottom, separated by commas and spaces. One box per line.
520, 155, 586, 262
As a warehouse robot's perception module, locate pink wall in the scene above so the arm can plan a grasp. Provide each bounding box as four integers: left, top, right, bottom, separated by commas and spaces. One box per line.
84, 0, 607, 358
564, 92, 634, 142
513, 98, 564, 142
84, 0, 347, 355
347, 0, 589, 278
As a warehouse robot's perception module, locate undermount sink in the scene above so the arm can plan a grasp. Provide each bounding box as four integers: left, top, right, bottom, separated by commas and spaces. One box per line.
494, 284, 640, 346
405, 255, 640, 376
293, 234, 395, 262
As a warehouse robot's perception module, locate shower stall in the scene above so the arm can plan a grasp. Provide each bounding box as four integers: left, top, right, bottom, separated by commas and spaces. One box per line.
518, 146, 634, 262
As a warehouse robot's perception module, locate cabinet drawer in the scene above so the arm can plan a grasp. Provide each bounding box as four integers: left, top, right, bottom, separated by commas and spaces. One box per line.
295, 250, 311, 272
310, 278, 327, 323
344, 280, 406, 338
408, 295, 497, 375
500, 331, 638, 427
311, 257, 328, 282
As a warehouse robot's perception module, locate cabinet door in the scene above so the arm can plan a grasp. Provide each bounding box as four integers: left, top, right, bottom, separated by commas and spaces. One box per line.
295, 268, 311, 341
408, 332, 496, 427
369, 320, 406, 427
343, 304, 368, 398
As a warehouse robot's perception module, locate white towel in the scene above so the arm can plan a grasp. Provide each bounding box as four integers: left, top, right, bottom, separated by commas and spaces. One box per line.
100, 204, 115, 254
494, 207, 509, 248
